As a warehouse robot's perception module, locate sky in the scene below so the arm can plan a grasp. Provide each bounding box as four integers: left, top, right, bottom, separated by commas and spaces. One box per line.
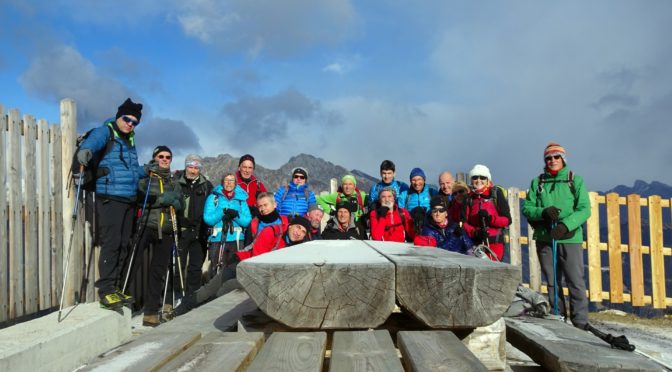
1, 0, 671, 191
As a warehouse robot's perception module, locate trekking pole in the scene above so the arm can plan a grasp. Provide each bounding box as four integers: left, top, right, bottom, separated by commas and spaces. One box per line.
121, 177, 152, 293
216, 218, 229, 274
551, 222, 559, 316
169, 206, 186, 297
58, 165, 84, 322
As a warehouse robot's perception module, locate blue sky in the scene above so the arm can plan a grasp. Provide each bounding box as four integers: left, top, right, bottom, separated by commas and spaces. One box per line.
1, 0, 671, 190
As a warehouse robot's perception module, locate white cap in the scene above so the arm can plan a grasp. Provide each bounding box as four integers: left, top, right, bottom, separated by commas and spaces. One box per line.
468, 164, 491, 181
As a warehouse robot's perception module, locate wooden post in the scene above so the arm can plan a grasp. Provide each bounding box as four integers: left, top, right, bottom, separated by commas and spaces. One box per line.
50, 124, 64, 307
648, 196, 666, 308
330, 177, 337, 194
527, 224, 540, 292
606, 193, 623, 303
37, 119, 52, 310
0, 104, 8, 322
23, 114, 39, 314
586, 192, 602, 302
508, 187, 522, 267
60, 99, 78, 307
626, 194, 644, 306
8, 109, 24, 319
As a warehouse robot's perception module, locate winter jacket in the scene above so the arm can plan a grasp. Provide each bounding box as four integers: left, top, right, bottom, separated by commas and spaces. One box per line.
522, 166, 590, 244
236, 171, 266, 208
370, 206, 414, 242
137, 166, 183, 234
236, 224, 288, 261
405, 185, 438, 212
203, 185, 251, 244
418, 221, 472, 254
176, 171, 213, 236
368, 180, 410, 209
316, 189, 368, 221
79, 120, 144, 201
321, 216, 368, 240
274, 182, 317, 217
243, 212, 288, 246
463, 185, 511, 261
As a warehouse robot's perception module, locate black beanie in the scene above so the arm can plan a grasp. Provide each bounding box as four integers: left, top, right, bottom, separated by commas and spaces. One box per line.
430, 195, 448, 210
152, 145, 172, 158
289, 215, 312, 232
116, 98, 143, 121
239, 154, 256, 167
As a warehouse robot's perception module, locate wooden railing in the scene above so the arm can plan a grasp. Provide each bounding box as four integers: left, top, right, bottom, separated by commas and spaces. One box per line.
508, 188, 671, 309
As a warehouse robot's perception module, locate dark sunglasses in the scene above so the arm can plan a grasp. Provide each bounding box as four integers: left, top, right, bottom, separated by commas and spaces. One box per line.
157, 155, 172, 160
453, 189, 467, 195
293, 174, 306, 180
545, 155, 562, 161
431, 208, 446, 213
121, 115, 140, 126
471, 176, 488, 181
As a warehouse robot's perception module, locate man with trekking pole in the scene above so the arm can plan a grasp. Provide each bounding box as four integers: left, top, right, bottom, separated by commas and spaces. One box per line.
522, 142, 591, 329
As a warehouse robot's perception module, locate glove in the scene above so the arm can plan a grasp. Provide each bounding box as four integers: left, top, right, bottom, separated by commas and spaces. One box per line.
542, 206, 561, 223
72, 172, 86, 186
474, 228, 489, 243
550, 223, 569, 240
453, 225, 464, 237
376, 206, 389, 218
411, 207, 426, 221
249, 205, 260, 218
160, 191, 181, 209
77, 149, 93, 166
223, 209, 239, 220
144, 161, 161, 175
477, 209, 491, 225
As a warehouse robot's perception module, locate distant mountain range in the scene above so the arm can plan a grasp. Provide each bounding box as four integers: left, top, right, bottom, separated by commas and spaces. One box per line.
605, 180, 672, 198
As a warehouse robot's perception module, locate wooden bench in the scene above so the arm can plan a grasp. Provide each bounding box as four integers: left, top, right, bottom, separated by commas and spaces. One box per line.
397, 331, 488, 372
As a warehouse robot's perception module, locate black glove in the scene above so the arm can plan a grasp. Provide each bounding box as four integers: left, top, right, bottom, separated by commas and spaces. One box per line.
453, 225, 464, 237
223, 209, 239, 220
477, 209, 491, 225
550, 223, 569, 240
411, 207, 425, 221
376, 206, 390, 218
249, 205, 260, 218
76, 149, 93, 166
160, 191, 181, 209
542, 206, 561, 223
474, 228, 489, 243
144, 160, 161, 175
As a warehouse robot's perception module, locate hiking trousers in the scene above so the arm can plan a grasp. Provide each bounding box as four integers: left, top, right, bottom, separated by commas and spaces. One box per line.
536, 241, 589, 328
95, 198, 135, 298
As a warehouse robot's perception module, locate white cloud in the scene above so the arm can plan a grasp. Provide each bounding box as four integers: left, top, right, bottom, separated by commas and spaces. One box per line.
323, 63, 346, 75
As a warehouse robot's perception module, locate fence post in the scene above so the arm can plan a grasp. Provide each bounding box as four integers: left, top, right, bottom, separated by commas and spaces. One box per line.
50, 124, 63, 307
330, 178, 337, 194
23, 114, 39, 314
0, 104, 7, 322
507, 187, 521, 267
8, 109, 24, 319
586, 192, 602, 302
626, 194, 644, 306
648, 195, 666, 308
37, 119, 52, 310
60, 99, 79, 307
606, 192, 623, 303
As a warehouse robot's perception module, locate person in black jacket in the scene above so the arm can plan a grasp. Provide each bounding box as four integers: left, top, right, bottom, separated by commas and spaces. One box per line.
175, 154, 213, 296
322, 202, 368, 240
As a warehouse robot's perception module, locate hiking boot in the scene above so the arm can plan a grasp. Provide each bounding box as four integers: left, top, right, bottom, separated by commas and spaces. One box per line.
99, 292, 123, 310
115, 289, 134, 305
142, 314, 162, 327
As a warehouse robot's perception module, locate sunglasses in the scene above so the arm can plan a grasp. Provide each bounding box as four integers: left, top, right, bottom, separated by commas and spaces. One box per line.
157, 155, 172, 160
121, 115, 140, 126
293, 175, 306, 180
471, 176, 488, 181
223, 179, 236, 183
431, 208, 446, 213
545, 155, 562, 161
453, 189, 467, 195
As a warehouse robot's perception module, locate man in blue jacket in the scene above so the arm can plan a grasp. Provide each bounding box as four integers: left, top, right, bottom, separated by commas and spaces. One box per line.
367, 160, 409, 209
76, 98, 145, 310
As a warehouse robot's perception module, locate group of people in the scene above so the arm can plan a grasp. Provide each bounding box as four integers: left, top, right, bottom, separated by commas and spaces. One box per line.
76, 98, 591, 330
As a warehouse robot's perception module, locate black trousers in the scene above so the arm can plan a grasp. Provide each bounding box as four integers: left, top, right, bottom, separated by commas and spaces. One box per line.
95, 198, 135, 298
178, 228, 206, 295
132, 227, 174, 315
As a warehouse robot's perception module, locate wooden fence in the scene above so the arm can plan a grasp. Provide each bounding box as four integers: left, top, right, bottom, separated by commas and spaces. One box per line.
1, 98, 670, 324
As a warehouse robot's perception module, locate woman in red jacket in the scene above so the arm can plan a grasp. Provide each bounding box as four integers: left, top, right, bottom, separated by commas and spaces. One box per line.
463, 164, 511, 261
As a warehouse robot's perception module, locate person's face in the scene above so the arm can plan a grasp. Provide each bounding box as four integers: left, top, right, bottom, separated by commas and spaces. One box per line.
307, 210, 324, 228
239, 160, 254, 179
341, 180, 356, 195
452, 188, 468, 203
293, 173, 306, 186
545, 154, 564, 172
154, 151, 172, 169
411, 176, 425, 192
380, 169, 395, 184
336, 208, 350, 226
379, 190, 395, 208
288, 224, 307, 242
257, 196, 276, 216
115, 115, 138, 134
185, 165, 200, 179
222, 175, 236, 192
471, 175, 488, 192
430, 206, 448, 224
439, 174, 454, 195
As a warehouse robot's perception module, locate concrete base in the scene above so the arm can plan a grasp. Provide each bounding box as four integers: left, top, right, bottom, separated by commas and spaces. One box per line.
0, 303, 131, 372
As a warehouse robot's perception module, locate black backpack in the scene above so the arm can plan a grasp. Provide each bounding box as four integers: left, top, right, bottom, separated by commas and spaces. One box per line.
70, 125, 115, 192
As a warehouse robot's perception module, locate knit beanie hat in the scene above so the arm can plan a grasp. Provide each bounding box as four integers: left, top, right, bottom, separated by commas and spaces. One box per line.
115, 98, 143, 121
543, 142, 566, 161
341, 174, 357, 186
292, 167, 308, 179
335, 201, 356, 213
289, 215, 312, 232
184, 154, 203, 169
409, 167, 426, 181
468, 164, 491, 181
152, 145, 172, 158
429, 195, 448, 210
239, 154, 256, 167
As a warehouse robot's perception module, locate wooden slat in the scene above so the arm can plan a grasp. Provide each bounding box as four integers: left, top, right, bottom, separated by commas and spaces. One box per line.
60, 99, 78, 307
627, 194, 644, 306
605, 192, 623, 303
330, 330, 403, 372
527, 224, 540, 292
397, 331, 488, 372
648, 196, 666, 308
50, 124, 63, 307
586, 192, 602, 302
0, 105, 7, 322
37, 119, 52, 310
508, 187, 522, 267
8, 109, 24, 319
246, 332, 326, 372
159, 332, 265, 372
23, 115, 39, 314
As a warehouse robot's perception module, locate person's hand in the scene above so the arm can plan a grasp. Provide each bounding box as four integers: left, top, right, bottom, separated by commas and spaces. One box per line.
550, 223, 569, 240
161, 191, 181, 209
474, 228, 489, 243
77, 149, 93, 166
542, 206, 561, 223
376, 206, 389, 218
452, 225, 464, 237
223, 209, 239, 220
144, 160, 161, 174
477, 209, 491, 224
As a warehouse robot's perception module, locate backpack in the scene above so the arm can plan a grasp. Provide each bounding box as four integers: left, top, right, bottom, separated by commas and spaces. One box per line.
249, 215, 289, 238
70, 125, 115, 192
335, 188, 365, 213
537, 171, 575, 195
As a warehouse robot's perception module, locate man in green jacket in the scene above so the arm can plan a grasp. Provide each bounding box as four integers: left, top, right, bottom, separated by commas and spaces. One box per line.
522, 142, 591, 329
316, 174, 367, 221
